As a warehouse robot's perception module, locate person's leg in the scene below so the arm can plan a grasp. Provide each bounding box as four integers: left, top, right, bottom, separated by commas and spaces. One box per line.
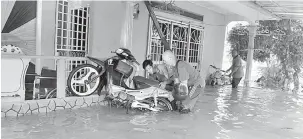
232, 77, 242, 88
232, 78, 236, 88
179, 85, 203, 113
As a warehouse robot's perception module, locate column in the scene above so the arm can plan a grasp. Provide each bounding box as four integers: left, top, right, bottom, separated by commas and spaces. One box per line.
35, 0, 42, 74
120, 1, 134, 50
57, 59, 66, 98
244, 22, 257, 87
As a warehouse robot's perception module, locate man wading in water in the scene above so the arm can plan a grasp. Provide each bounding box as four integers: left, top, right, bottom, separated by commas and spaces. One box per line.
226, 50, 244, 89
160, 50, 205, 114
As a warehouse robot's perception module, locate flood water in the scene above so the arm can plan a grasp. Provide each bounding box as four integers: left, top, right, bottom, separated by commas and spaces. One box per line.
2, 86, 303, 139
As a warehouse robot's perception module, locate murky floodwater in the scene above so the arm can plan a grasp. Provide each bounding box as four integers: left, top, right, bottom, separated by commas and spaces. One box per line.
2, 86, 303, 139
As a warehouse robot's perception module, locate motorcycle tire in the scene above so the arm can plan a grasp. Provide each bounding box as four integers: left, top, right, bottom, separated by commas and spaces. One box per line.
67, 64, 105, 97
146, 97, 173, 111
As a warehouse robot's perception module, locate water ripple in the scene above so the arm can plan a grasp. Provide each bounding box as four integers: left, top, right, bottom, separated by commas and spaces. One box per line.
2, 86, 303, 139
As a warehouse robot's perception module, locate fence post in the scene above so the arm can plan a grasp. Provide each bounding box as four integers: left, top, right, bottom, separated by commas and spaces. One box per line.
57, 59, 66, 98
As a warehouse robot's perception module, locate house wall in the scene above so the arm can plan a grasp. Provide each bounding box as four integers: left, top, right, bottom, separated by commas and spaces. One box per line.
89, 1, 126, 58
90, 1, 228, 78
173, 1, 228, 78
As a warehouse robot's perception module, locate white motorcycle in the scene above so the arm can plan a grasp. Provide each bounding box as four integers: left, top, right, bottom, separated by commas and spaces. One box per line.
67, 48, 174, 113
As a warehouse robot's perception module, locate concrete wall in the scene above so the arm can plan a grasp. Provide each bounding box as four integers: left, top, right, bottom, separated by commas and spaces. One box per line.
89, 1, 228, 78
89, 1, 126, 58
91, 1, 228, 77
131, 2, 150, 76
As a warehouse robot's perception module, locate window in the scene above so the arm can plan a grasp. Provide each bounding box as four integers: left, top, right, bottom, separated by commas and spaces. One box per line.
55, 0, 90, 70
147, 16, 204, 70
55, 0, 90, 92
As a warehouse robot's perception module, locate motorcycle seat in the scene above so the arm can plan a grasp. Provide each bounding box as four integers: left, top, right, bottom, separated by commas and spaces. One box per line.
133, 76, 160, 87
131, 76, 162, 90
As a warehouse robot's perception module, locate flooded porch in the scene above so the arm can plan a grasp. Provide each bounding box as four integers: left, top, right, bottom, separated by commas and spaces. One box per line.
2, 86, 303, 139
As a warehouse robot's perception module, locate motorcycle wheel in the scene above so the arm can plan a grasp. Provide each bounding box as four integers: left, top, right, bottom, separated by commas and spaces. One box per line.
145, 97, 173, 111
67, 64, 105, 97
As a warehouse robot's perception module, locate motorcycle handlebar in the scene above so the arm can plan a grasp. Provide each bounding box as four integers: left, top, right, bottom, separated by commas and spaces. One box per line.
210, 65, 226, 72
134, 60, 140, 65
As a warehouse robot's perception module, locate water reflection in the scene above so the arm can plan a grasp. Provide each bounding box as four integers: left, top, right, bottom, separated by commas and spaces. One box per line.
2, 86, 303, 139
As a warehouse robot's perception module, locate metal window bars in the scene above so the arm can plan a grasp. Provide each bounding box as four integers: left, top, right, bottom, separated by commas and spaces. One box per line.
147, 16, 205, 71
55, 0, 90, 93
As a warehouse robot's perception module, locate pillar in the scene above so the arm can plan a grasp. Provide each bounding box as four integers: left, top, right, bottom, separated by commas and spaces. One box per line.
35, 0, 42, 74
57, 59, 66, 98
244, 22, 257, 87
120, 1, 134, 50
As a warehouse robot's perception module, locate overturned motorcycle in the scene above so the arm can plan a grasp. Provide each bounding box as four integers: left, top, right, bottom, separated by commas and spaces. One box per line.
67, 48, 174, 113
207, 65, 231, 86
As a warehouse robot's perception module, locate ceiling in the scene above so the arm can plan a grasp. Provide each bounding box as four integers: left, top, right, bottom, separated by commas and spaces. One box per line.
180, 0, 303, 21
187, 1, 236, 15
253, 0, 303, 20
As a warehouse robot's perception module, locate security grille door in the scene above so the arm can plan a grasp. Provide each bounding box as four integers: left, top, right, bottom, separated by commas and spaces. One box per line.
147, 16, 204, 71
55, 0, 90, 92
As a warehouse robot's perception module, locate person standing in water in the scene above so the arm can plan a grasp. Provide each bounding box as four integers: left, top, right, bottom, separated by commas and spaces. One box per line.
161, 50, 205, 113
226, 50, 244, 88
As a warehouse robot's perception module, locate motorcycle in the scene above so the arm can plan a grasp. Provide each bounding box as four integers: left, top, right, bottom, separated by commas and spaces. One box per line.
207, 65, 231, 86
67, 48, 174, 112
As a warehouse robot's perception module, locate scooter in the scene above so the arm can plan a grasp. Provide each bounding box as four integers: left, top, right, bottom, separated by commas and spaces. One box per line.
207, 65, 231, 86
67, 48, 174, 112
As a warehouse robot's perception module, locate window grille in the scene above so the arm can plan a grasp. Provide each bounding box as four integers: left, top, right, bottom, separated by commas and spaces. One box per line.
147, 16, 204, 71
55, 0, 90, 92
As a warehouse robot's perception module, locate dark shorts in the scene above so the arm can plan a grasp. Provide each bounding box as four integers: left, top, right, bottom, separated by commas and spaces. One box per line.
232, 77, 242, 88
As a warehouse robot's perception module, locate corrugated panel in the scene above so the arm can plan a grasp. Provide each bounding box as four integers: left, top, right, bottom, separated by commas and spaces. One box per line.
2, 1, 37, 33
10, 18, 36, 40
1, 0, 16, 31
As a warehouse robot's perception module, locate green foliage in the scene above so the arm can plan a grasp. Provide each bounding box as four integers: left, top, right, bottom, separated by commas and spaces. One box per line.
227, 19, 303, 91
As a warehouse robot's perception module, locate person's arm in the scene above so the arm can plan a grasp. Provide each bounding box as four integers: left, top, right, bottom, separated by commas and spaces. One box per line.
226, 64, 233, 72
156, 65, 170, 89
176, 67, 189, 95
178, 67, 189, 84
229, 67, 239, 76
158, 65, 169, 79
148, 74, 157, 81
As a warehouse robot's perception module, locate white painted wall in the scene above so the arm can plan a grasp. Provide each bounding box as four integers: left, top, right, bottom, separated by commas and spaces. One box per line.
89, 1, 126, 58
89, 1, 228, 79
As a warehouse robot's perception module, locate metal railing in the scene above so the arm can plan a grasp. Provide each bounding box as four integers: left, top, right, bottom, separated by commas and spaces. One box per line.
1, 54, 100, 101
